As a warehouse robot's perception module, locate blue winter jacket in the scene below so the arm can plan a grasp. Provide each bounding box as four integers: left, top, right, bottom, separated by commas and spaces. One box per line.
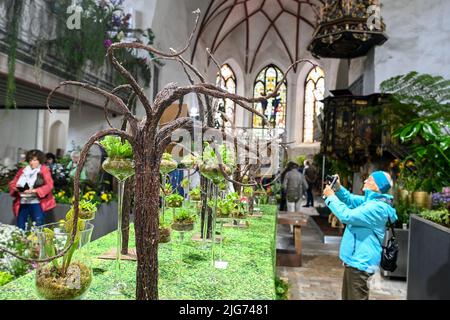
325, 186, 398, 274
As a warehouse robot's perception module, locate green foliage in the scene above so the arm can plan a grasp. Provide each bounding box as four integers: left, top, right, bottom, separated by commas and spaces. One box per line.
189, 187, 201, 200
51, 0, 155, 86
99, 136, 133, 159
165, 193, 184, 207
275, 276, 289, 300
419, 208, 450, 227
160, 183, 173, 197
0, 271, 14, 287
173, 208, 196, 224
295, 155, 306, 166
243, 186, 254, 196
380, 72, 450, 192
394, 199, 421, 226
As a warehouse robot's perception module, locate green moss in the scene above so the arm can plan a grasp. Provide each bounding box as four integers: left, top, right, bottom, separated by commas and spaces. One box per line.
0, 205, 277, 300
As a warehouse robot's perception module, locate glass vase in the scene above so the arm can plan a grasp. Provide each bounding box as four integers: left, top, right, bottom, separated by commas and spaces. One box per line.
35, 221, 94, 300
101, 157, 135, 294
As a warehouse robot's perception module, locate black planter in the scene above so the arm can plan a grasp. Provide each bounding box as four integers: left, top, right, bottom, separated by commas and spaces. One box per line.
382, 228, 409, 279
0, 192, 14, 225
407, 215, 450, 300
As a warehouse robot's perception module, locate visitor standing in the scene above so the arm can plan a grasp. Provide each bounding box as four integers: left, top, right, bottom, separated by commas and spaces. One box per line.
303, 160, 317, 207
283, 161, 308, 212
66, 151, 88, 182
322, 171, 398, 300
9, 150, 56, 230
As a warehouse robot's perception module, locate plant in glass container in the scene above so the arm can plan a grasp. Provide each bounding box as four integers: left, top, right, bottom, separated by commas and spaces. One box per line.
171, 208, 196, 232
208, 199, 231, 219
189, 187, 201, 201
158, 220, 171, 244
160, 183, 173, 197
35, 209, 94, 300
65, 200, 98, 221
199, 143, 234, 185
160, 153, 178, 175
165, 193, 184, 208
100, 136, 134, 181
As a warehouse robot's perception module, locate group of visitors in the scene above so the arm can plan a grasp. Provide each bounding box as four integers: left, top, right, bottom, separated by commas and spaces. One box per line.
282, 159, 317, 212
8, 149, 87, 230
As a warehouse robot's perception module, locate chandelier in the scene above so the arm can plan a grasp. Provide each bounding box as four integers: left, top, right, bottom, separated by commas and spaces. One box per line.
308, 0, 388, 59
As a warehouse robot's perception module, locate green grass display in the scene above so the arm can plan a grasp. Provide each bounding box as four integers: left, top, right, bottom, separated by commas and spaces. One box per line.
0, 205, 277, 300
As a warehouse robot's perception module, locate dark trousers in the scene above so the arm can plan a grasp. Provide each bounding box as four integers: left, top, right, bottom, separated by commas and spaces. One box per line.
342, 265, 372, 300
17, 204, 45, 230
306, 185, 314, 206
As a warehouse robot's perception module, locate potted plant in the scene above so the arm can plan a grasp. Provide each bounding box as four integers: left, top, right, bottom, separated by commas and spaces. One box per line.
158, 220, 171, 243
99, 136, 134, 182
171, 208, 196, 232
65, 200, 98, 221
208, 199, 231, 219
189, 187, 201, 201
165, 193, 184, 208
160, 153, 178, 175
35, 209, 94, 300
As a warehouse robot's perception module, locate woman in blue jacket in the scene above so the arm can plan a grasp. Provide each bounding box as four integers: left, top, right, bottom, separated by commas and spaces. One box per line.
323, 171, 398, 300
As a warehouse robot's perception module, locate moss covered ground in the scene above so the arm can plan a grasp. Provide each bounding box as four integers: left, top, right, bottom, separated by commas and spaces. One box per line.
0, 205, 277, 300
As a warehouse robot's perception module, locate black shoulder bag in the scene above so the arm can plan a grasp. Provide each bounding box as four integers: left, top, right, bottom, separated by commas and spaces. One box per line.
374, 217, 399, 272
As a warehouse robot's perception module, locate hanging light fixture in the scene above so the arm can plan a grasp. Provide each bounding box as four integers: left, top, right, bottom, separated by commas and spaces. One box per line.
308, 0, 388, 59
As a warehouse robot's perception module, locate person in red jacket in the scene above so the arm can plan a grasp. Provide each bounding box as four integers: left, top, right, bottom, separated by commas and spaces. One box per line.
9, 150, 56, 230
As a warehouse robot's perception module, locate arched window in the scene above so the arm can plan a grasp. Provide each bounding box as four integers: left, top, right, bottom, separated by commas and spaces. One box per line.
215, 64, 236, 128
303, 67, 325, 143
253, 65, 287, 130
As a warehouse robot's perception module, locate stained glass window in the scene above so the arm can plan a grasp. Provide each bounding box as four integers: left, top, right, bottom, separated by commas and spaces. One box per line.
303, 67, 325, 143
215, 64, 236, 128
252, 65, 287, 130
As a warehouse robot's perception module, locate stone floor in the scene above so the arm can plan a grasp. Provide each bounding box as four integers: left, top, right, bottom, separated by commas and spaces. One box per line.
276, 202, 407, 300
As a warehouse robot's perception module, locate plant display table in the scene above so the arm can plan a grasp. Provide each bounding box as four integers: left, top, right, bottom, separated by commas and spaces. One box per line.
0, 205, 277, 300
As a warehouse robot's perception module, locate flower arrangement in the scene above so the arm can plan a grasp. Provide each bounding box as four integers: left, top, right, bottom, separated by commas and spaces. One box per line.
0, 223, 38, 280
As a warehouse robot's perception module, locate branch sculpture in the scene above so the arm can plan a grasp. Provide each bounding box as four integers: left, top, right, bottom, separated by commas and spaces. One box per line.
0, 9, 316, 300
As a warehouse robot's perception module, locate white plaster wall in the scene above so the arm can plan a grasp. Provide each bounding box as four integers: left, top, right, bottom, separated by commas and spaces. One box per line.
348, 0, 450, 93
0, 110, 41, 165
373, 0, 450, 89
44, 110, 70, 155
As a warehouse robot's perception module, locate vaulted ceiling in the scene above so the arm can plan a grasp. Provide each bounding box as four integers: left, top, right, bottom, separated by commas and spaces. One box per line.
191, 0, 323, 73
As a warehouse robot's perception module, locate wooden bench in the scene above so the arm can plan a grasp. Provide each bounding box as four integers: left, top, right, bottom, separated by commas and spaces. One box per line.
276, 211, 309, 267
